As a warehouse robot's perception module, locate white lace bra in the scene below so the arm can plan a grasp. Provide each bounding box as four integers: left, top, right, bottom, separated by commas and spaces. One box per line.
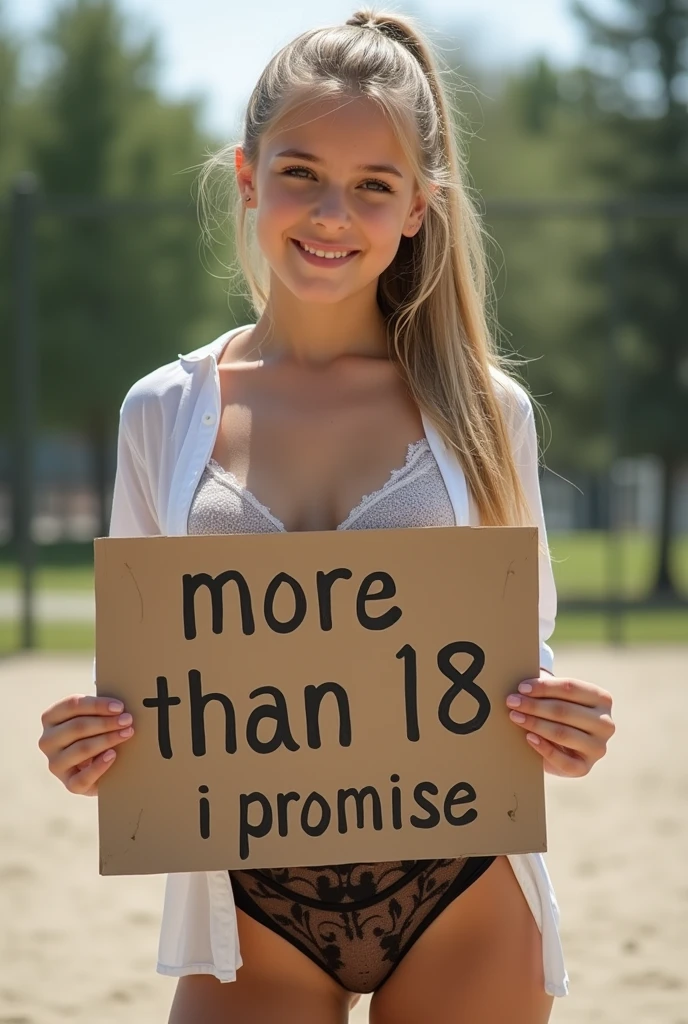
187, 438, 456, 535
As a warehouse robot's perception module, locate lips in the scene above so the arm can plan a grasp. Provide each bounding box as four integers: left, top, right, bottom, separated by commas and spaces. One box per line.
292, 239, 360, 256
290, 238, 361, 268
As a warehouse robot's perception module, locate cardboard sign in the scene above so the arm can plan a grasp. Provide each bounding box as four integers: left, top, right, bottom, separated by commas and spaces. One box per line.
94, 526, 546, 876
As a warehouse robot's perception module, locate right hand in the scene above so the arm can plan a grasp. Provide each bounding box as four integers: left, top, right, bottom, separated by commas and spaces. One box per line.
38, 694, 135, 797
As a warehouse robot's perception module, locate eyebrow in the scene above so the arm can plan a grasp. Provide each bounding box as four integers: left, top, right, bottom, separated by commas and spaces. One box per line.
273, 148, 404, 179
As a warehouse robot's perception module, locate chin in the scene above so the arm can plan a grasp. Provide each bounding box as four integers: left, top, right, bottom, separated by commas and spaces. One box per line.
300, 282, 374, 306
269, 266, 363, 305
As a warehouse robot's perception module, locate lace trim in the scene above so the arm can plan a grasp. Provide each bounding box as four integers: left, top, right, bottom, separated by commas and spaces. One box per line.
337, 438, 430, 531
205, 459, 287, 531
205, 437, 430, 533
243, 860, 432, 911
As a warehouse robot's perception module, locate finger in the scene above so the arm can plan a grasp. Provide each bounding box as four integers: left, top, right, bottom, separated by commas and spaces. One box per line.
525, 733, 590, 778
50, 725, 134, 780
506, 694, 610, 737
517, 676, 613, 711
40, 710, 133, 757
65, 747, 120, 797
509, 710, 598, 758
41, 694, 126, 730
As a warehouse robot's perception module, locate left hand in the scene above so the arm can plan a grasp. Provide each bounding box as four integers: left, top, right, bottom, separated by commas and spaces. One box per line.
505, 673, 615, 777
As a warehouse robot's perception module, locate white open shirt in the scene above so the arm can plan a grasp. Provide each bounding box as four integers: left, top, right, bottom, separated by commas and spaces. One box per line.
104, 323, 569, 998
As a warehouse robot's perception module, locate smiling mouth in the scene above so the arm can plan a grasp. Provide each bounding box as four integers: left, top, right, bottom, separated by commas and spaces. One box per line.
291, 238, 360, 260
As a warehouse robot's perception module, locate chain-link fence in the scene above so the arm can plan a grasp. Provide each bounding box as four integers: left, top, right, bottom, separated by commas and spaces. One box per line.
2, 176, 687, 649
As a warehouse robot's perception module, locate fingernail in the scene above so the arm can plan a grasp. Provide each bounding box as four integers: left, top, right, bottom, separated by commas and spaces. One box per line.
119, 727, 134, 738
518, 683, 533, 694
506, 695, 521, 708
527, 733, 540, 745
103, 749, 116, 761
109, 701, 124, 713
510, 711, 526, 723
118, 713, 132, 726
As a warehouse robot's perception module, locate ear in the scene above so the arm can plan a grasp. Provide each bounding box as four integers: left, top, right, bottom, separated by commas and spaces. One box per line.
235, 145, 255, 201
401, 185, 431, 239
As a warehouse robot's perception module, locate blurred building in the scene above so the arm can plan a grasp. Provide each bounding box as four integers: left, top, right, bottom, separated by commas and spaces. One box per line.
540, 458, 688, 534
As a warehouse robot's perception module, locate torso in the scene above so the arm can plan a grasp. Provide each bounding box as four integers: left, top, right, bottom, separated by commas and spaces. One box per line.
186, 327, 495, 997
210, 329, 426, 533
177, 328, 550, 1011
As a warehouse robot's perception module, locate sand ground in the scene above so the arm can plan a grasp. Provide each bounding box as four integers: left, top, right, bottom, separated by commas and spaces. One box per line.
1, 646, 686, 1023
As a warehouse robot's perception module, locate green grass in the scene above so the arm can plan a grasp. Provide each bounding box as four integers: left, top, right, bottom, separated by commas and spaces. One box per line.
552, 609, 688, 643
1, 533, 686, 654
0, 619, 95, 653
0, 541, 94, 590
3, 530, 688, 596
1, 610, 685, 656
549, 530, 688, 598
0, 564, 94, 591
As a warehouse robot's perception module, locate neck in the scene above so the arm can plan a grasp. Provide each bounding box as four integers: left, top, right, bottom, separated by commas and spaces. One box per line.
249, 278, 390, 366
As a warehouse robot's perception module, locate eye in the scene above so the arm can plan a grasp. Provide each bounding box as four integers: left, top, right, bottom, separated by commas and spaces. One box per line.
362, 179, 394, 193
281, 166, 393, 193
281, 165, 314, 181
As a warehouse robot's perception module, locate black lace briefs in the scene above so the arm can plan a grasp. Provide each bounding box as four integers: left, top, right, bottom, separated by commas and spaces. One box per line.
229, 856, 496, 993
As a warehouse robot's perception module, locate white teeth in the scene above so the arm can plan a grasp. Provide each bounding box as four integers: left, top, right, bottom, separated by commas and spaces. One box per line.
299, 241, 352, 259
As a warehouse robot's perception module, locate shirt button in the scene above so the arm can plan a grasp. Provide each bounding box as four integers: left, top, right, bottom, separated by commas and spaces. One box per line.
202, 412, 216, 426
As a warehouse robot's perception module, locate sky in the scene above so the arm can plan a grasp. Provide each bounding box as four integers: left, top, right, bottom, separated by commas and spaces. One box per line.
4, 0, 613, 137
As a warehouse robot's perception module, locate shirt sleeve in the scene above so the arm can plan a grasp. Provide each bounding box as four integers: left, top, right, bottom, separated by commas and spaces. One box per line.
93, 404, 159, 686
108, 408, 160, 539
511, 398, 557, 674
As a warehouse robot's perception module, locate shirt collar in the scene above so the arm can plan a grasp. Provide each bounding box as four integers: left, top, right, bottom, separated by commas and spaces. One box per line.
178, 324, 253, 366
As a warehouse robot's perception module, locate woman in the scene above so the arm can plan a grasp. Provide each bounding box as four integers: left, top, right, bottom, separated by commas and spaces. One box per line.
38, 8, 615, 1022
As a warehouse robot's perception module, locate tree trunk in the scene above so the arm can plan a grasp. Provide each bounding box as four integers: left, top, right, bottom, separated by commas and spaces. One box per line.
652, 454, 678, 599
90, 415, 111, 540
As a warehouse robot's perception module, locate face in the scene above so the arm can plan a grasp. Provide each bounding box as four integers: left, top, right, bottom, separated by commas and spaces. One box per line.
235, 94, 427, 305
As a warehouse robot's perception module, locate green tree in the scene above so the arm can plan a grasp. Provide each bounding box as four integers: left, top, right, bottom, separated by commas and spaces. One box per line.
0, 4, 23, 435
27, 0, 228, 534
0, 6, 19, 179
571, 0, 688, 597
462, 57, 616, 474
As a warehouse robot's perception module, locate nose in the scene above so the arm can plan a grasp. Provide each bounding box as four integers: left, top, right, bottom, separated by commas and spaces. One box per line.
310, 186, 352, 231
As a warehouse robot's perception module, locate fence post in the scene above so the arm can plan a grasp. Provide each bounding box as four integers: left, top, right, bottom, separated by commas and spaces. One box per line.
606, 206, 625, 646
11, 172, 38, 651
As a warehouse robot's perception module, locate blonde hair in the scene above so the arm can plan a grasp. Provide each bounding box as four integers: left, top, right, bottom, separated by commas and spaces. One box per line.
198, 7, 545, 528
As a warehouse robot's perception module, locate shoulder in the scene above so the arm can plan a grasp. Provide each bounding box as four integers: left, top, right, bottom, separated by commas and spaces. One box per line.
488, 363, 536, 446
118, 355, 188, 451
117, 328, 237, 450
488, 363, 533, 419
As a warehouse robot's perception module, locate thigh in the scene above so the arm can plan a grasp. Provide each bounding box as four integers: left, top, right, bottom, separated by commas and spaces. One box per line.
369, 856, 554, 1024
168, 907, 357, 1024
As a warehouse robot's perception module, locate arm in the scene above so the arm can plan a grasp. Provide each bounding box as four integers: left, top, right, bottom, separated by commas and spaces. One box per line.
509, 394, 557, 675
40, 405, 153, 797
506, 394, 615, 776
109, 406, 160, 538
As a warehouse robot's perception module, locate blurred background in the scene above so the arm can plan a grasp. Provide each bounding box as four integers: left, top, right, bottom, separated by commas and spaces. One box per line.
1, 4, 687, 1024
1, 0, 687, 650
